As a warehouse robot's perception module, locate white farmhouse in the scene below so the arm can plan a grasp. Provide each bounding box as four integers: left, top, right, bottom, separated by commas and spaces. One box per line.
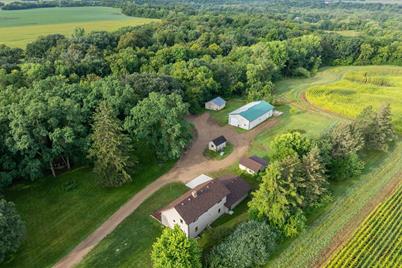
229, 101, 274, 130
152, 176, 250, 238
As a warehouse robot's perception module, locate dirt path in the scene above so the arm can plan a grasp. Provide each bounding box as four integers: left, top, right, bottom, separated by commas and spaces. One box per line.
54, 112, 278, 268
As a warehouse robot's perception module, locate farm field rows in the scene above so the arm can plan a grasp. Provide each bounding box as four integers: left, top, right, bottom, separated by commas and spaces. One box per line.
0, 7, 158, 47
305, 66, 402, 133
325, 183, 402, 268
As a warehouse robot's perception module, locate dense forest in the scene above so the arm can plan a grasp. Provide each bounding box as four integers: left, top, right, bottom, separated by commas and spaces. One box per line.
0, 0, 401, 263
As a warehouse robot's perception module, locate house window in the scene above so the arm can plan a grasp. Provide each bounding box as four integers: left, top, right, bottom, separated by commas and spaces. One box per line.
218, 208, 221, 213
195, 226, 198, 232
173, 220, 176, 223
180, 219, 183, 224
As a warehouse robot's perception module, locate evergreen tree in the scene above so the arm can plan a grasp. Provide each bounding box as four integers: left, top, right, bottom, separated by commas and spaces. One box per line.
302, 145, 328, 206
329, 122, 364, 157
355, 106, 382, 150
248, 156, 306, 237
88, 101, 134, 187
376, 104, 396, 151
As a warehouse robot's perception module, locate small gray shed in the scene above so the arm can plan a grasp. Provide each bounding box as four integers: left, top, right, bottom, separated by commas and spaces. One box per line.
205, 97, 226, 111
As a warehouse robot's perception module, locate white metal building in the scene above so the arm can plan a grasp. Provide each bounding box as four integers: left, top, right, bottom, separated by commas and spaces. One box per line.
228, 101, 274, 130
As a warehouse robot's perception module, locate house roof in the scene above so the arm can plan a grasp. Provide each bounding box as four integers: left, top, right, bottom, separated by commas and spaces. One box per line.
239, 156, 268, 173
229, 101, 274, 122
185, 174, 213, 189
211, 135, 227, 146
219, 175, 251, 208
155, 176, 251, 225
161, 180, 230, 224
208, 96, 226, 107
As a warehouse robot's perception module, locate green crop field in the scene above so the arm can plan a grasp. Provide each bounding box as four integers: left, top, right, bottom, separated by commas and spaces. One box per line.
305, 66, 402, 133
0, 7, 159, 47
325, 183, 402, 268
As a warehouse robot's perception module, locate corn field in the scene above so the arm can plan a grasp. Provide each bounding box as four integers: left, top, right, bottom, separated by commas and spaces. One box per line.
325, 183, 402, 268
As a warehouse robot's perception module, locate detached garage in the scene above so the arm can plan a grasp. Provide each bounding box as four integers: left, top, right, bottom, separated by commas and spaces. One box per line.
228, 101, 274, 130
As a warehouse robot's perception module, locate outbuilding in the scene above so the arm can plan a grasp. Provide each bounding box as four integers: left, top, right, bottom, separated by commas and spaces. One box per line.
228, 101, 274, 130
205, 97, 226, 111
239, 156, 268, 175
209, 135, 227, 152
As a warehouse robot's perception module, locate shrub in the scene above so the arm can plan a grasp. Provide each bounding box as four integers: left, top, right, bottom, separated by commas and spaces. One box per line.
206, 221, 277, 268
0, 199, 26, 263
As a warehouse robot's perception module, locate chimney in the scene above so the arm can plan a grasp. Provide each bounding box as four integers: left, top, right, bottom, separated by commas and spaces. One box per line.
192, 190, 198, 198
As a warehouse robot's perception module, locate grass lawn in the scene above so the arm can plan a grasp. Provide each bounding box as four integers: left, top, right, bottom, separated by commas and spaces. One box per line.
203, 142, 234, 160
250, 104, 340, 158
77, 183, 188, 268
305, 66, 402, 133
0, 7, 159, 47
2, 150, 175, 268
208, 98, 247, 126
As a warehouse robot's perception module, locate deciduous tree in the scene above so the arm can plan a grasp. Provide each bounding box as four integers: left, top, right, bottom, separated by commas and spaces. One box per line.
151, 225, 201, 268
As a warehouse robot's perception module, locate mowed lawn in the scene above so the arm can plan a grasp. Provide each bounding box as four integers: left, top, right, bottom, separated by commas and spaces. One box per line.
77, 183, 188, 268
2, 151, 175, 268
305, 66, 402, 133
0, 7, 159, 47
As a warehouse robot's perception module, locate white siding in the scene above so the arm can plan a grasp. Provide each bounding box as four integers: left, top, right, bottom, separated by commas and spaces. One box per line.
161, 208, 189, 236
188, 197, 228, 237
228, 114, 249, 130
205, 102, 225, 111
209, 141, 226, 152
229, 109, 273, 130
239, 164, 256, 175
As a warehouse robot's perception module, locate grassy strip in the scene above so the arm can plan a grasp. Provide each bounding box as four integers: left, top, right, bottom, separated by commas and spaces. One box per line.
264, 141, 402, 268
77, 183, 188, 268
3, 151, 175, 268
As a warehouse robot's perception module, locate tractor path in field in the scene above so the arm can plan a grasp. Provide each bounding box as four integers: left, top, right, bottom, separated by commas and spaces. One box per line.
54, 112, 278, 268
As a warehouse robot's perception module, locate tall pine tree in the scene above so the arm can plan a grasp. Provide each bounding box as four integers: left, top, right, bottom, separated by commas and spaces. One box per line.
88, 102, 134, 187
376, 104, 396, 151
302, 145, 328, 206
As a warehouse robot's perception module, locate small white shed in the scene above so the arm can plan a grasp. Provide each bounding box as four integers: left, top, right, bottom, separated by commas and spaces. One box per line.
209, 136, 227, 152
205, 97, 226, 111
